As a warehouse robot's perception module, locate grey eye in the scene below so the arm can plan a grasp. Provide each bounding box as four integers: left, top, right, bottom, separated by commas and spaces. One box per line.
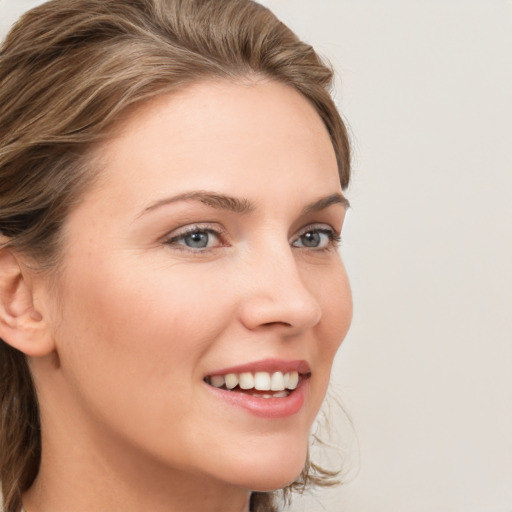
183, 231, 210, 248
292, 227, 338, 250
165, 227, 222, 251
299, 231, 321, 247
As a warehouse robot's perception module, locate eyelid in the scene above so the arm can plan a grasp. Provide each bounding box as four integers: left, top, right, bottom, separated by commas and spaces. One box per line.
291, 223, 342, 250
161, 222, 341, 253
293, 223, 340, 239
163, 223, 228, 249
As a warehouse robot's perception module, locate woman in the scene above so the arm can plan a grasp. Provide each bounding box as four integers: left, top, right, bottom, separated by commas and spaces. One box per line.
0, 1, 352, 511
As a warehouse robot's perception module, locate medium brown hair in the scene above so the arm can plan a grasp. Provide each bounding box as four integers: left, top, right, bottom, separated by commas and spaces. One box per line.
0, 0, 351, 510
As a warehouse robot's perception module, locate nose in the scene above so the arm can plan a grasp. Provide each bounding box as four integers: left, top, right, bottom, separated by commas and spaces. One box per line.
238, 246, 322, 334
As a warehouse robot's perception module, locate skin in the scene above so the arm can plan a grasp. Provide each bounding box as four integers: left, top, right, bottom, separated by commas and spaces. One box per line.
16, 79, 352, 512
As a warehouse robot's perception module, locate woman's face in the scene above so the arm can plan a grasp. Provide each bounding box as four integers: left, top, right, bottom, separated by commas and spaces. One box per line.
40, 79, 352, 492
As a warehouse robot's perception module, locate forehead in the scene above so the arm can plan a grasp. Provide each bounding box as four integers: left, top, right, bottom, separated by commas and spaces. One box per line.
88, 79, 340, 212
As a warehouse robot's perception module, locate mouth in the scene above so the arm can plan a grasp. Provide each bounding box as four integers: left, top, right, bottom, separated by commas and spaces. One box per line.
203, 370, 311, 399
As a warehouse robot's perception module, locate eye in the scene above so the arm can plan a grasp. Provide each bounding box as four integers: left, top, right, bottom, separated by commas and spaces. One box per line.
164, 226, 224, 251
292, 226, 340, 250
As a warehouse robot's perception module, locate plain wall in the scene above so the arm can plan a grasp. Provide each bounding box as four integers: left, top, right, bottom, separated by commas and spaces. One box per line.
2, 1, 511, 511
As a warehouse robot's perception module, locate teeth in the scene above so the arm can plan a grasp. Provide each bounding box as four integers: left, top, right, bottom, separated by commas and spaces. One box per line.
224, 373, 238, 390
207, 370, 302, 392
239, 372, 255, 390
270, 371, 285, 391
287, 371, 299, 390
210, 375, 225, 388
254, 372, 271, 391
250, 392, 289, 399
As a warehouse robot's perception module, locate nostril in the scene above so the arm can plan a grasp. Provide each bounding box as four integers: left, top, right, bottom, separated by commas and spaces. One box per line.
261, 321, 292, 328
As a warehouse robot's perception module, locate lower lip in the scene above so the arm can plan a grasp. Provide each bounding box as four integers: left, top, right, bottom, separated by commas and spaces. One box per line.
205, 377, 308, 419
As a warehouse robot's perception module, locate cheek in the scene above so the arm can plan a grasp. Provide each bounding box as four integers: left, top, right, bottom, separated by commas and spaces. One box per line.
300, 259, 352, 414
311, 260, 352, 358
50, 256, 240, 463
55, 257, 228, 378
53, 249, 250, 415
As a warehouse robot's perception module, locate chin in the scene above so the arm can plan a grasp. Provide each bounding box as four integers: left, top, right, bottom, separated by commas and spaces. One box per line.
247, 471, 304, 493
223, 442, 308, 492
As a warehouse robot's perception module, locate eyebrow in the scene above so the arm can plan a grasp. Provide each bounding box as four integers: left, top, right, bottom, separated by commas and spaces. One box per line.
142, 191, 255, 215
141, 190, 349, 217
301, 193, 350, 214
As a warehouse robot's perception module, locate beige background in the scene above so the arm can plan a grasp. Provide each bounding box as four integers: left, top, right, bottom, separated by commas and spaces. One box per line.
2, 1, 512, 511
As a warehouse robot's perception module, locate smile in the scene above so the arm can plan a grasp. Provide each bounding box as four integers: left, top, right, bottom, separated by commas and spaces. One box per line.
203, 359, 311, 417
204, 370, 307, 398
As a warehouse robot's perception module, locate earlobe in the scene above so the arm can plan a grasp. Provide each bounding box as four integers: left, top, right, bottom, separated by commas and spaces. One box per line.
0, 245, 55, 357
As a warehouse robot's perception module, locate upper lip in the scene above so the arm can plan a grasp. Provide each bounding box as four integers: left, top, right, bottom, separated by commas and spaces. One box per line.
205, 358, 311, 377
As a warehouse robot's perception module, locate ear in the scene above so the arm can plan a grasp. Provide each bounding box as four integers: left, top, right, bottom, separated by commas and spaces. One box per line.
0, 244, 55, 357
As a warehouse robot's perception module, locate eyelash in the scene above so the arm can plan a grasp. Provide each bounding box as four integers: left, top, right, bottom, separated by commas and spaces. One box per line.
163, 223, 341, 253
163, 224, 226, 252
292, 225, 342, 252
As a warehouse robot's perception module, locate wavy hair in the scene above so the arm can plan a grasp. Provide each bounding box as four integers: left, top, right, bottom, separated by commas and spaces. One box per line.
0, 1, 351, 510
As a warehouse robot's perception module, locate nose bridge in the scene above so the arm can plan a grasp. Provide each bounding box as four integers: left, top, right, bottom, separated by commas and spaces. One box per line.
239, 239, 322, 331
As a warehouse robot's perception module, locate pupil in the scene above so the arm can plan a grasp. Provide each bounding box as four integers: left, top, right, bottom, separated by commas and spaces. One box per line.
186, 232, 209, 248
302, 232, 320, 247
